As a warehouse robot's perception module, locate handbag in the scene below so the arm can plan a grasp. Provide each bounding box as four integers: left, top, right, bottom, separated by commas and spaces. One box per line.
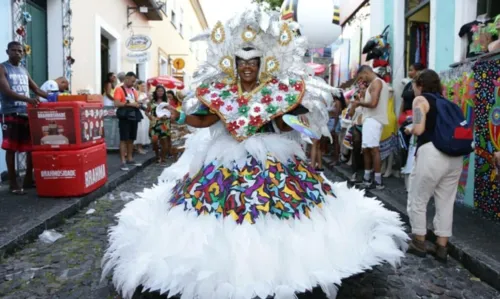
116, 86, 143, 121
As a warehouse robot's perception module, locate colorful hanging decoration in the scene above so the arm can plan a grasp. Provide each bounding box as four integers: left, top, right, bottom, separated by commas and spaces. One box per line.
362, 25, 391, 83
440, 62, 476, 204
472, 58, 500, 220
62, 0, 73, 89
13, 0, 27, 66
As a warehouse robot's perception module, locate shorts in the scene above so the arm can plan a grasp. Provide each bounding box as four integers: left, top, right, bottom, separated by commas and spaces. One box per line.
118, 119, 138, 141
362, 118, 383, 149
1, 114, 32, 152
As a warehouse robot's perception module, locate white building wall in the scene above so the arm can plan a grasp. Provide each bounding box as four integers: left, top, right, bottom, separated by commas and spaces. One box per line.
370, 0, 385, 36
47, 0, 64, 79
392, 0, 405, 116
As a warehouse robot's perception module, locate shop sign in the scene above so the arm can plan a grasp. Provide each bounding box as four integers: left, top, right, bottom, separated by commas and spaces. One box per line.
126, 35, 152, 52
126, 51, 150, 63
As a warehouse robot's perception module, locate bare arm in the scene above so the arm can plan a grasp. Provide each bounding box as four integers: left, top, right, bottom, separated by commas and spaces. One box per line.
0, 66, 31, 102
104, 82, 114, 100
410, 96, 430, 136
29, 77, 48, 99
358, 80, 382, 109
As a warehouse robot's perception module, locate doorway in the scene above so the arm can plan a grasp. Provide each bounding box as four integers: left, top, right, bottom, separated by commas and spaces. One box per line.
405, 0, 430, 73
101, 35, 110, 94
26, 0, 48, 86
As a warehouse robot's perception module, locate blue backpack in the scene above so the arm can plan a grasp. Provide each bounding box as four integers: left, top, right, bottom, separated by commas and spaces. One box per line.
423, 93, 474, 157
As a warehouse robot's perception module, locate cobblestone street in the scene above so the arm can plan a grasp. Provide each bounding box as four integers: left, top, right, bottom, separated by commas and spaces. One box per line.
0, 164, 499, 299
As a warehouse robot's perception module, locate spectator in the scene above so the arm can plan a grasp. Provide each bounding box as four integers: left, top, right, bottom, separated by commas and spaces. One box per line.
354, 65, 390, 189
117, 72, 126, 86
134, 80, 150, 154
406, 69, 463, 262
148, 85, 170, 165
39, 77, 69, 101
400, 63, 426, 124
0, 41, 48, 194
114, 72, 142, 171
103, 72, 117, 106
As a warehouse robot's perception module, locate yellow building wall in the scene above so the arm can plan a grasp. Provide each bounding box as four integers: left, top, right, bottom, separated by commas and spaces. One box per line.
71, 0, 150, 94
71, 0, 208, 94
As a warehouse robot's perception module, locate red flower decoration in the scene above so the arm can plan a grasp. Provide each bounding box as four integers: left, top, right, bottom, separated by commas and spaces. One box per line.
211, 98, 224, 109
16, 27, 26, 37
294, 82, 303, 91
276, 95, 284, 102
271, 78, 279, 84
237, 96, 249, 106
238, 119, 246, 126
215, 82, 226, 89
261, 95, 272, 104
197, 88, 210, 96
211, 93, 218, 98
253, 106, 261, 113
249, 115, 263, 126
278, 84, 289, 92
230, 85, 239, 93
228, 121, 240, 132
226, 105, 234, 111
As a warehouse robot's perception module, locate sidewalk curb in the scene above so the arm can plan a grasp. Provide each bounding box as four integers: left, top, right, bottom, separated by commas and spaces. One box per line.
324, 159, 500, 292
0, 156, 156, 258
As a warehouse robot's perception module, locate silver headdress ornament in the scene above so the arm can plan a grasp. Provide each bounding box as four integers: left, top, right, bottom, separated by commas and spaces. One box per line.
234, 48, 264, 60
188, 3, 340, 139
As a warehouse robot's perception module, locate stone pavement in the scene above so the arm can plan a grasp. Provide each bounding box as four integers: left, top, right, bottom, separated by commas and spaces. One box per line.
0, 151, 156, 257
323, 156, 500, 292
0, 164, 499, 299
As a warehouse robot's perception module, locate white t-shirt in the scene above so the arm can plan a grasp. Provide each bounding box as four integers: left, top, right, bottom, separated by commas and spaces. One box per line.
39, 80, 59, 102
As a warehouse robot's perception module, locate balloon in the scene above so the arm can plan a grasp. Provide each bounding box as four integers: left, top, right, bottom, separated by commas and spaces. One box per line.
281, 0, 342, 49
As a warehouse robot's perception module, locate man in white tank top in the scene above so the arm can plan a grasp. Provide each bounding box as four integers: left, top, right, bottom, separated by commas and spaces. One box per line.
353, 65, 389, 189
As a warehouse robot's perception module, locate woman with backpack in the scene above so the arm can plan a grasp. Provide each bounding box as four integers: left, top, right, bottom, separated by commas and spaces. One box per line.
406, 69, 472, 262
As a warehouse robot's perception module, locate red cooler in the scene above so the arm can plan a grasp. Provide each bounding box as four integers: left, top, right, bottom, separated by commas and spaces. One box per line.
28, 102, 105, 151
33, 143, 108, 197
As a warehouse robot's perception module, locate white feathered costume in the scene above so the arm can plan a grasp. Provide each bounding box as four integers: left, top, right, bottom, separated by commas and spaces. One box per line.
102, 5, 408, 299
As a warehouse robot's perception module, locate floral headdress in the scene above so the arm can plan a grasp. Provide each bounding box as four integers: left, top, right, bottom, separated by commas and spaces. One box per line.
186, 3, 339, 139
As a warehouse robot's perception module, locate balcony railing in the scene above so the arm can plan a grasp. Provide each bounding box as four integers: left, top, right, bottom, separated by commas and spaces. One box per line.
132, 0, 165, 21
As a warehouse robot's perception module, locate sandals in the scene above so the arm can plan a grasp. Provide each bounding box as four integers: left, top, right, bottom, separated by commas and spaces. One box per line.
10, 188, 26, 195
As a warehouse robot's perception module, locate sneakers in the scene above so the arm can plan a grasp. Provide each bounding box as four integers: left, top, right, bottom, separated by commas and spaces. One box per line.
120, 163, 130, 171
374, 181, 385, 190
127, 160, 142, 166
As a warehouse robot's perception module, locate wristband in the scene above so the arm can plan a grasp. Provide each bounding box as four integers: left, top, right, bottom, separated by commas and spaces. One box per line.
176, 111, 186, 124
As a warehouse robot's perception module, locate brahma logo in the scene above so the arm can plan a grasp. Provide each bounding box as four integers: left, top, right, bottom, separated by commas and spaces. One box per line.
40, 170, 76, 179
85, 164, 106, 188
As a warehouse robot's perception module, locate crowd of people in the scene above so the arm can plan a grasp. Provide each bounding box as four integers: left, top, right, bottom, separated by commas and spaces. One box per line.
315, 62, 476, 262
102, 71, 188, 171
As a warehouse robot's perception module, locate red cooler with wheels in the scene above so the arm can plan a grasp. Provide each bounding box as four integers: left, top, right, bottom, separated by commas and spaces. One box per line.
32, 143, 108, 197
28, 101, 104, 151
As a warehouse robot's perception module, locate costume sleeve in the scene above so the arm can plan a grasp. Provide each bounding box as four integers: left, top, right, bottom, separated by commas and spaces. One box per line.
191, 103, 213, 116
287, 104, 309, 116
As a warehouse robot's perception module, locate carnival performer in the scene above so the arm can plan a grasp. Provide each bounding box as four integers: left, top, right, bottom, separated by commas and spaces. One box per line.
102, 6, 408, 299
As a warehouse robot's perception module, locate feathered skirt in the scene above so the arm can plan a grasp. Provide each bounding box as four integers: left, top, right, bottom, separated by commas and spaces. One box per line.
102, 124, 408, 299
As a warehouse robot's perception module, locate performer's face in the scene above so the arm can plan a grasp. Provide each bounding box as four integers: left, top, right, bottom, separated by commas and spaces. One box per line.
237, 58, 260, 84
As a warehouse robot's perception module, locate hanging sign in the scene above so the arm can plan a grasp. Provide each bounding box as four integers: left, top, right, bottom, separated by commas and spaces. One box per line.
126, 35, 152, 52
126, 52, 150, 63
172, 58, 185, 70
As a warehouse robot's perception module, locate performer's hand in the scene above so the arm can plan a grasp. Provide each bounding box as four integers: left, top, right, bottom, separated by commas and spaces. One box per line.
299, 115, 310, 127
